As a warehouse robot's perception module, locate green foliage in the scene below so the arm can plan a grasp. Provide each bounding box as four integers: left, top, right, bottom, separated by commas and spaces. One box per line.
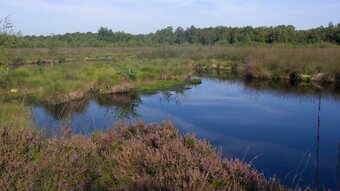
0, 66, 7, 81
0, 16, 15, 78
114, 61, 137, 81
12, 23, 340, 48
47, 33, 58, 60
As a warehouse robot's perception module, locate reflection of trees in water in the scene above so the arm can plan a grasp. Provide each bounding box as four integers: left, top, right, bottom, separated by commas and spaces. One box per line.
95, 93, 142, 120
312, 93, 340, 190
198, 73, 340, 102
242, 80, 340, 102
313, 93, 321, 189
43, 98, 90, 120
41, 93, 142, 121
198, 73, 340, 189
159, 90, 190, 105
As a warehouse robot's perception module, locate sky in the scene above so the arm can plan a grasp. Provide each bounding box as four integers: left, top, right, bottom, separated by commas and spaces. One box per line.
1, 0, 340, 36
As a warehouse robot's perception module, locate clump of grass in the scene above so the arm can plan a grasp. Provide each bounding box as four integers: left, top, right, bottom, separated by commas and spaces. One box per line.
189, 78, 202, 85
134, 80, 185, 92
0, 121, 301, 190
113, 61, 137, 81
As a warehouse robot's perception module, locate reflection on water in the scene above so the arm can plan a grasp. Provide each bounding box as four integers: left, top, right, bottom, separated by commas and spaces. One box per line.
95, 93, 141, 120
31, 77, 340, 189
313, 93, 322, 189
43, 98, 90, 120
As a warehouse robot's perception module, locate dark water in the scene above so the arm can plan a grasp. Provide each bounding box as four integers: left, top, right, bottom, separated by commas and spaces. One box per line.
32, 77, 340, 190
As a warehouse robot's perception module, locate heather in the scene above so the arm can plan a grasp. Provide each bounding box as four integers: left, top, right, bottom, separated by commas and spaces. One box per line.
0, 121, 305, 191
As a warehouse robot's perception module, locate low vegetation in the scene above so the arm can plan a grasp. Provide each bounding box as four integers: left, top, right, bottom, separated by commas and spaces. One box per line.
0, 121, 305, 190
0, 56, 192, 103
189, 78, 202, 85
0, 102, 32, 129
2, 46, 339, 104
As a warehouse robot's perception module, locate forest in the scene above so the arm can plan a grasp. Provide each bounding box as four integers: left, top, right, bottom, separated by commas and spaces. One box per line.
13, 22, 340, 47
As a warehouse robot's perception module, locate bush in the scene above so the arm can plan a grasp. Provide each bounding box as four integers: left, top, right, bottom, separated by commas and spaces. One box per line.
114, 61, 137, 81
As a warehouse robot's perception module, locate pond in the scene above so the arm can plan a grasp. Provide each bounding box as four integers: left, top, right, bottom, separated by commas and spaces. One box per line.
31, 77, 340, 190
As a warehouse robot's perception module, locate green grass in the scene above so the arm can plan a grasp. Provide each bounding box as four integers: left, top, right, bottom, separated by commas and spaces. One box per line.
1, 57, 192, 102
189, 78, 202, 85
2, 46, 340, 103
133, 80, 185, 92
0, 102, 32, 129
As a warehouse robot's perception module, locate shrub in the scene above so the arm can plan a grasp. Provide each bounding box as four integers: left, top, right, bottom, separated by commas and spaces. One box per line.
0, 122, 303, 190
114, 61, 137, 81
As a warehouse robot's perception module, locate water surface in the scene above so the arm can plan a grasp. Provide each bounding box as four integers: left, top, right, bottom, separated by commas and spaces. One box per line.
32, 77, 340, 190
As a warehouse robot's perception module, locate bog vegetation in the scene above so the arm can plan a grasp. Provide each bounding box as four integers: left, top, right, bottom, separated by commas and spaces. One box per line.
2, 46, 340, 104
0, 17, 339, 190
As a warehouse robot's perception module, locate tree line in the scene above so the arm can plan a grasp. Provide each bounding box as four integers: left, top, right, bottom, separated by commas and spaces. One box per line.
10, 22, 340, 47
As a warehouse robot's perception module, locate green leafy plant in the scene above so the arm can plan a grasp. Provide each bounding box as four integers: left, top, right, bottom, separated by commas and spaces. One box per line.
47, 33, 58, 66
114, 61, 137, 81
0, 16, 15, 78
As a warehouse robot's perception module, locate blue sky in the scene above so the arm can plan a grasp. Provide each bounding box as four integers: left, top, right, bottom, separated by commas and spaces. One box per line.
1, 0, 340, 35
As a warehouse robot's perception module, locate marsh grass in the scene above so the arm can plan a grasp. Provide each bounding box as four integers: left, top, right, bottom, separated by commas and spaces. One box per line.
0, 102, 33, 129
1, 57, 192, 102
9, 46, 340, 76
3, 46, 340, 102
16, 46, 340, 74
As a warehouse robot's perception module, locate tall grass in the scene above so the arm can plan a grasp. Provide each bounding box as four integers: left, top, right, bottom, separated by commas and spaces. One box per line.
1, 58, 192, 102
10, 46, 340, 75
3, 46, 340, 103
0, 102, 32, 129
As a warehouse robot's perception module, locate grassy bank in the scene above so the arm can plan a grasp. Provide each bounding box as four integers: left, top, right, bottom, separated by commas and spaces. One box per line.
143, 46, 340, 81
1, 57, 192, 103
0, 121, 302, 191
1, 46, 340, 103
